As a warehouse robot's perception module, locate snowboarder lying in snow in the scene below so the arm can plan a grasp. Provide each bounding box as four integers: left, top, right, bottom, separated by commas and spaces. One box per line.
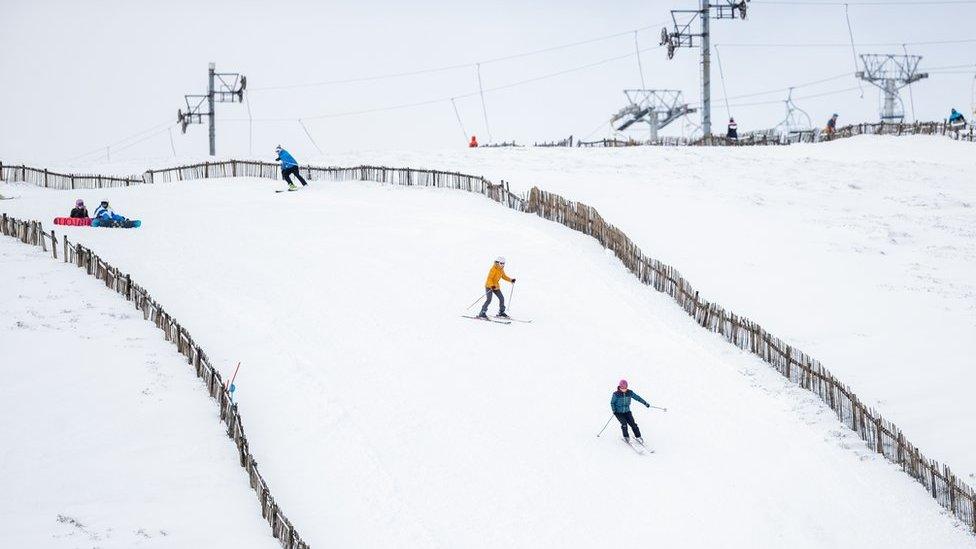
70, 199, 89, 218
478, 256, 516, 319
611, 379, 650, 443
275, 145, 308, 191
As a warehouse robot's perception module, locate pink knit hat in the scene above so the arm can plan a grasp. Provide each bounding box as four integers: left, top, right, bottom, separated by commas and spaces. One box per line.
618, 379, 628, 390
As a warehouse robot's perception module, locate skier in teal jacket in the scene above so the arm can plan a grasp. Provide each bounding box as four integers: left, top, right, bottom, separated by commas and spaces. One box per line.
611, 379, 650, 442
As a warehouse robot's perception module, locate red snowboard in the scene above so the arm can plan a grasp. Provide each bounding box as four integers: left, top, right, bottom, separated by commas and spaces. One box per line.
54, 217, 92, 226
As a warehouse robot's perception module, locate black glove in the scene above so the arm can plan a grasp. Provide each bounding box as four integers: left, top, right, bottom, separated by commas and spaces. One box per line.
646, 404, 651, 408
511, 278, 516, 283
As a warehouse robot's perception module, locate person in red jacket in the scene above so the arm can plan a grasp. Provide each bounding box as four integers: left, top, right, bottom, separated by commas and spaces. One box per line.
469, 135, 479, 148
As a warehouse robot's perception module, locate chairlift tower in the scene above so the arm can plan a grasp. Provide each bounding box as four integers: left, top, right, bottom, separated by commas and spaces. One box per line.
855, 54, 927, 123
660, 0, 750, 136
969, 70, 975, 117
611, 90, 696, 140
177, 63, 247, 156
775, 87, 812, 133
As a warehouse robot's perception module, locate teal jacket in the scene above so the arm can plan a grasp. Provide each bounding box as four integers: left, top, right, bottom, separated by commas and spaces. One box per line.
611, 389, 649, 413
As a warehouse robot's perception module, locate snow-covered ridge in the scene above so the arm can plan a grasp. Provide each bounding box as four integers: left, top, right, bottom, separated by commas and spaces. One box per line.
3, 157, 974, 534
0, 216, 312, 549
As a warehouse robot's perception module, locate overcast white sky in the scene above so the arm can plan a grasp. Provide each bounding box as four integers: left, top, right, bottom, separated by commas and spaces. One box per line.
1, 0, 974, 164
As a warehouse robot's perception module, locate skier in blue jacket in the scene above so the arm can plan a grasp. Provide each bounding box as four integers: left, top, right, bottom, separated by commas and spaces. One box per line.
948, 108, 966, 126
611, 379, 650, 443
275, 145, 308, 191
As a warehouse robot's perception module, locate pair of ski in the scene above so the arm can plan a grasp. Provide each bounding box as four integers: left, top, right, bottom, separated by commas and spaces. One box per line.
622, 438, 654, 455
461, 315, 532, 325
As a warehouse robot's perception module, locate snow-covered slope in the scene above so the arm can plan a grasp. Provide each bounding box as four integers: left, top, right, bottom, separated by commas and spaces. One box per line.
1, 177, 972, 548
321, 135, 976, 480
0, 238, 274, 548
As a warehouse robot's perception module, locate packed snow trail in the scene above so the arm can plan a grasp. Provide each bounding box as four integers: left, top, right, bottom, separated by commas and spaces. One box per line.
0, 238, 275, 548
1, 178, 973, 548
324, 135, 976, 480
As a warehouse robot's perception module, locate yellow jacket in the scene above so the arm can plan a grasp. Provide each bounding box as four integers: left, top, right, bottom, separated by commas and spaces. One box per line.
485, 263, 512, 289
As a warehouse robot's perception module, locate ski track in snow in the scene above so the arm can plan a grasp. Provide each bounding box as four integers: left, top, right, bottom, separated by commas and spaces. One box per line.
1, 171, 973, 547
0, 238, 275, 548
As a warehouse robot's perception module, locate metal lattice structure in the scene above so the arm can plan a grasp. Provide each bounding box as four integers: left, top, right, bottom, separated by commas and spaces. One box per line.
177, 63, 247, 156
611, 90, 696, 140
660, 0, 750, 136
970, 71, 976, 117
855, 54, 928, 123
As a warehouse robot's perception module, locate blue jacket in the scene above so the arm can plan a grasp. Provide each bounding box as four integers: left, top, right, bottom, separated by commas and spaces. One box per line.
276, 149, 298, 169
949, 110, 964, 123
611, 389, 649, 413
93, 205, 125, 221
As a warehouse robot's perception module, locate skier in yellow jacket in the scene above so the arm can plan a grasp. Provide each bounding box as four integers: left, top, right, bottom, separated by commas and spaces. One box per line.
478, 256, 516, 319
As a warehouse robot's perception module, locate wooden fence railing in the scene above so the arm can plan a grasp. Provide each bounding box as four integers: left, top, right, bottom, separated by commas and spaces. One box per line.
0, 161, 142, 189
534, 135, 574, 147
3, 158, 974, 536
0, 213, 310, 549
572, 120, 974, 147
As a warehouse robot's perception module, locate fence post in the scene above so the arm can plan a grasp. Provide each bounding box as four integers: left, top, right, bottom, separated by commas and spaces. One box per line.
949, 468, 956, 515
44, 169, 49, 188
874, 417, 883, 454
51, 230, 57, 259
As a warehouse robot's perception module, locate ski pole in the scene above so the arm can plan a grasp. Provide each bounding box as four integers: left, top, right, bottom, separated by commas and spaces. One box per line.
466, 291, 487, 310
226, 361, 241, 390
508, 282, 516, 311
596, 414, 614, 437
648, 405, 668, 412
227, 361, 242, 402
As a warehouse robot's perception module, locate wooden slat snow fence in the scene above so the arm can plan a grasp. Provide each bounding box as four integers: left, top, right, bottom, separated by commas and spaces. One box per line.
574, 120, 975, 147
0, 214, 310, 549
0, 162, 142, 189
3, 158, 974, 537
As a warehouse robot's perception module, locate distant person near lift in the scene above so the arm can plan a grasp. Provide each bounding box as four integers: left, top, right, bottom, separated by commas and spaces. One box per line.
825, 113, 839, 138
469, 135, 479, 148
275, 145, 308, 191
727, 118, 738, 141
948, 108, 967, 128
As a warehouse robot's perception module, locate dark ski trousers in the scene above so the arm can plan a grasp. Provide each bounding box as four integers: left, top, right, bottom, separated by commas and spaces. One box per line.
282, 166, 308, 186
480, 288, 505, 315
614, 411, 641, 439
